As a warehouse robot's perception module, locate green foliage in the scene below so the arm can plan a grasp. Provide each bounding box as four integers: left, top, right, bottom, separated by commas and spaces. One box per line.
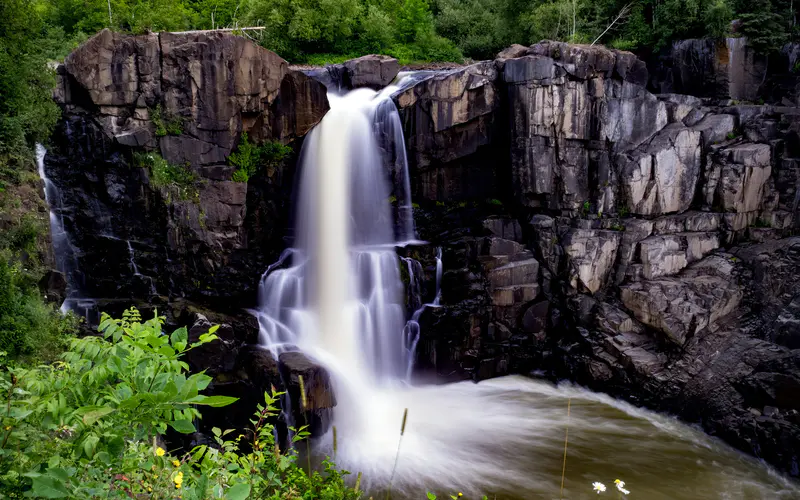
0, 255, 68, 359
0, 0, 61, 157
150, 105, 183, 137
228, 132, 292, 184
735, 0, 791, 53
242, 0, 461, 63
0, 308, 361, 499
134, 152, 199, 201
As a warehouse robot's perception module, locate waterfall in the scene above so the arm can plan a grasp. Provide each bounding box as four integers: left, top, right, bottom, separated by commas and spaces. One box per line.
252, 87, 798, 498
35, 144, 85, 315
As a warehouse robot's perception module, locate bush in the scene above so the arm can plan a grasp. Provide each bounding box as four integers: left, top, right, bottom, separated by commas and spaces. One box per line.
0, 308, 361, 499
228, 132, 292, 183
0, 254, 76, 361
134, 152, 198, 201
150, 105, 183, 137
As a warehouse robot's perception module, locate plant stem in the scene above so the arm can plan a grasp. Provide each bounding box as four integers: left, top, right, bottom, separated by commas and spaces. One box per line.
559, 398, 572, 499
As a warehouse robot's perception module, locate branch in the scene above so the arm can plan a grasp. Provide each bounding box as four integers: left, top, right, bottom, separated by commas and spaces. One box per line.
168, 27, 265, 35
591, 4, 632, 46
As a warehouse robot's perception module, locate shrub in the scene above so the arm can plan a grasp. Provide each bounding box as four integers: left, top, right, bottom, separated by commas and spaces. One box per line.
0, 253, 75, 361
0, 308, 361, 499
228, 132, 292, 183
134, 152, 198, 201
150, 105, 183, 137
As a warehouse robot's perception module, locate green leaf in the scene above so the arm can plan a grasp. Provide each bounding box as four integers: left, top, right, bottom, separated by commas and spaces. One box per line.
82, 434, 100, 458
427, 494, 437, 500
193, 373, 213, 391
31, 476, 70, 498
189, 395, 238, 407
82, 407, 115, 425
225, 483, 251, 500
169, 419, 196, 434
46, 468, 70, 482
170, 326, 188, 345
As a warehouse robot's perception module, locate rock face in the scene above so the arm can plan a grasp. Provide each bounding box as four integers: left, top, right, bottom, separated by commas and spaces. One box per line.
651, 38, 768, 101
396, 41, 800, 477
47, 29, 329, 307
394, 61, 502, 201
303, 54, 400, 90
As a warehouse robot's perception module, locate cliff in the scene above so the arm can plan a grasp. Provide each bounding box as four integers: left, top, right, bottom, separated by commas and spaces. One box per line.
44, 31, 800, 476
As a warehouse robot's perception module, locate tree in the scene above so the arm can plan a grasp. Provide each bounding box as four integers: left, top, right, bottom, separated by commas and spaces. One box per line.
0, 0, 60, 155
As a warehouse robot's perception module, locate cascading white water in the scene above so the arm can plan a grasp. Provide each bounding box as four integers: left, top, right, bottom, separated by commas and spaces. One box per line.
35, 144, 89, 316
254, 86, 799, 499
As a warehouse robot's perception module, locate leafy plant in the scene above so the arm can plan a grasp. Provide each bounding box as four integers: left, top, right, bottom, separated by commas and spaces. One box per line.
0, 308, 363, 499
228, 133, 292, 184
134, 152, 198, 201
150, 105, 183, 137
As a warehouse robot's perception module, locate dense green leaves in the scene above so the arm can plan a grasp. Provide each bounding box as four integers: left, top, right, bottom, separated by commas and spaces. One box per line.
0, 308, 361, 499
228, 132, 292, 183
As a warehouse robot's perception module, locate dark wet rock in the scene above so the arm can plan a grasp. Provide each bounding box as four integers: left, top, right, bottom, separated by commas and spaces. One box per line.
39, 270, 67, 305
278, 351, 336, 437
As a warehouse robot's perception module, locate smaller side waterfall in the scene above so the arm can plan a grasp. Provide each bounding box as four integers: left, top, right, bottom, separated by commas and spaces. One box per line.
35, 144, 82, 314
402, 247, 443, 379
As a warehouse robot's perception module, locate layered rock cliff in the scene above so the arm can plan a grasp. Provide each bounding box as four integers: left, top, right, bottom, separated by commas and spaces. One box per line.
393, 41, 800, 476
47, 29, 328, 318
45, 32, 800, 476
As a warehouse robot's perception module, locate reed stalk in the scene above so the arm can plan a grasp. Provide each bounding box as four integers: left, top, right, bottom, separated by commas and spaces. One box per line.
559, 398, 572, 499
386, 408, 408, 500
298, 375, 312, 476
333, 425, 338, 461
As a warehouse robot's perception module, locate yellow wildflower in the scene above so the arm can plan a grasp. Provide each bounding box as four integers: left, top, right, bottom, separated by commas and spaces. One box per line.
156, 447, 165, 457
458, 494, 463, 498
172, 460, 181, 467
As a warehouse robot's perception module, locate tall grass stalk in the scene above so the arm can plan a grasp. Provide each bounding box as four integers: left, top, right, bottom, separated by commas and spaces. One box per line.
298, 375, 312, 476
386, 408, 408, 500
559, 398, 572, 499
333, 425, 338, 461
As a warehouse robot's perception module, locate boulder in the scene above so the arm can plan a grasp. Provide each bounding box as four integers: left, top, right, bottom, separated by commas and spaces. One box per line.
342, 54, 400, 89
618, 124, 702, 216
703, 143, 772, 218
621, 255, 742, 345
277, 351, 336, 436
691, 113, 736, 148
184, 313, 239, 375
638, 233, 719, 279
39, 270, 67, 305
562, 229, 621, 294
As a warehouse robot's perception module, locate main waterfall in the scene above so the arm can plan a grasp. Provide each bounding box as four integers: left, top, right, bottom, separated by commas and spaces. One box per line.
252, 85, 799, 499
